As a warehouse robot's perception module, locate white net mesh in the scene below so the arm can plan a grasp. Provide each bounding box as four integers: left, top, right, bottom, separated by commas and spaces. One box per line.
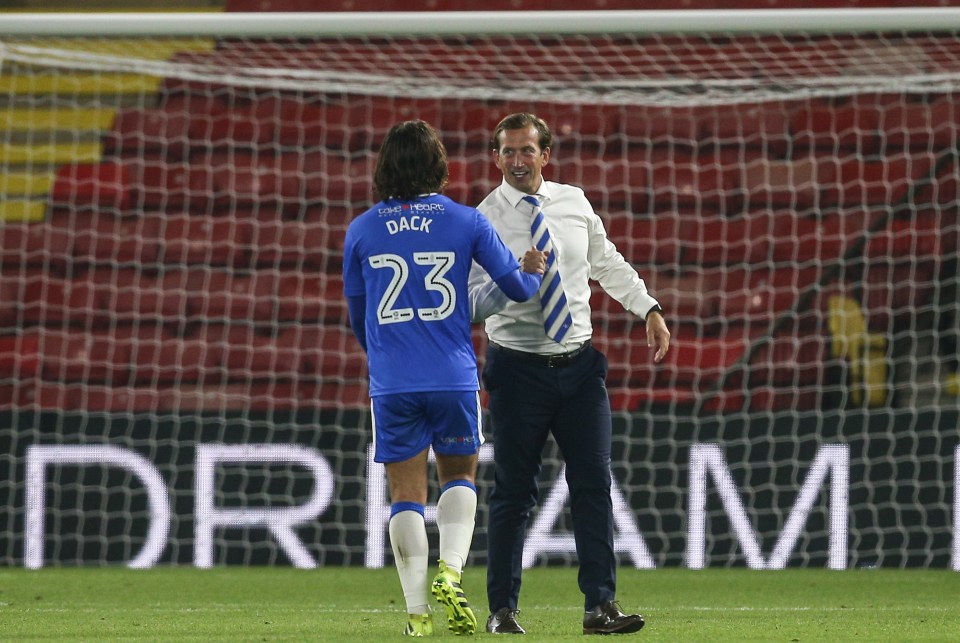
1, 18, 959, 568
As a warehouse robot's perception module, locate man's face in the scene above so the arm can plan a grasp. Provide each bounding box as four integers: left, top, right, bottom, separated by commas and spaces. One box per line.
494, 125, 551, 195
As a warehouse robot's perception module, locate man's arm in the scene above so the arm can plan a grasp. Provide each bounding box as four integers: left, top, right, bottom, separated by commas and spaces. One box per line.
578, 202, 670, 361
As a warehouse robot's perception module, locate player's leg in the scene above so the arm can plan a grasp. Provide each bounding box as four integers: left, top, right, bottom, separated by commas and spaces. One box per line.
431, 458, 480, 636
373, 394, 435, 636
435, 456, 478, 576
386, 453, 434, 637
429, 391, 482, 635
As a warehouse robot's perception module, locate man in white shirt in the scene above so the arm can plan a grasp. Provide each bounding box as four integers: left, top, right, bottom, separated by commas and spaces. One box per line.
469, 112, 670, 635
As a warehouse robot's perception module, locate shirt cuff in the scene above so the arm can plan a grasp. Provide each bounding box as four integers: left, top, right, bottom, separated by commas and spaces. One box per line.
645, 304, 663, 321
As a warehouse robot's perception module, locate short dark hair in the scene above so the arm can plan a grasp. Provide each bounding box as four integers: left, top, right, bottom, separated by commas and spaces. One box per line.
374, 120, 449, 201
491, 113, 553, 152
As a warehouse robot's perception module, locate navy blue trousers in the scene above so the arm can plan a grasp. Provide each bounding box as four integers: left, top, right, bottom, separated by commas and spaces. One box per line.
483, 343, 616, 613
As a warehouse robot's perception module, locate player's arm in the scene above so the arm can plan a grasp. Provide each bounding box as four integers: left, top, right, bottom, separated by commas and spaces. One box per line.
346, 293, 368, 353
470, 248, 543, 321
468, 265, 508, 323
470, 214, 544, 320
341, 226, 368, 352
494, 262, 542, 301
494, 246, 545, 299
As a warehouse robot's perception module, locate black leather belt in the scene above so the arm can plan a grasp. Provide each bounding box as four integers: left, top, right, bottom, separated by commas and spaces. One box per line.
490, 340, 592, 368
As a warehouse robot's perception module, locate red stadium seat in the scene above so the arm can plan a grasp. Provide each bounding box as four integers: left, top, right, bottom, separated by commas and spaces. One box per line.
76, 268, 190, 329
17, 270, 100, 328
861, 212, 943, 331
537, 102, 622, 152
70, 214, 162, 267
715, 265, 825, 325
747, 327, 829, 388
160, 91, 230, 121
699, 100, 796, 156
37, 329, 132, 384
790, 98, 882, 155
295, 325, 367, 380
650, 148, 744, 215
0, 333, 40, 379
591, 270, 723, 341
112, 324, 222, 385
654, 325, 751, 388
299, 380, 370, 409
244, 208, 349, 269
31, 377, 366, 411
254, 95, 348, 147
126, 157, 216, 213
196, 268, 334, 325
440, 98, 527, 153
352, 96, 446, 150
300, 152, 375, 207
202, 150, 292, 211
771, 208, 884, 264
0, 275, 20, 329
916, 157, 959, 215
445, 158, 477, 204
0, 220, 71, 272
160, 213, 252, 267
602, 213, 681, 267
270, 271, 345, 324
103, 108, 191, 159
180, 269, 270, 323
247, 216, 322, 268
676, 210, 774, 267
879, 97, 960, 151
820, 154, 933, 209
562, 152, 648, 213
202, 324, 303, 381
638, 271, 722, 326
284, 205, 353, 271
188, 99, 277, 149
50, 162, 131, 211
177, 267, 341, 326
741, 155, 836, 212
10, 380, 74, 409
621, 105, 704, 147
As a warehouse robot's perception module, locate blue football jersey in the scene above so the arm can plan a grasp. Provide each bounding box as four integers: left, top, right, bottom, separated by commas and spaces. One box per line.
343, 194, 522, 396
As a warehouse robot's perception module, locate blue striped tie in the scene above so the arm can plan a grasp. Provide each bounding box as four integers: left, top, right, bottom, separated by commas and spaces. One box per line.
524, 195, 573, 343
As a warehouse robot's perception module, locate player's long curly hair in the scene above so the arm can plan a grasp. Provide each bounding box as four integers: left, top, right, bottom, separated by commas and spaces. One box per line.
373, 120, 449, 201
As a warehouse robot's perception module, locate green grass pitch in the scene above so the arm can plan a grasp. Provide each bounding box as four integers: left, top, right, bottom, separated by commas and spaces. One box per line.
2, 566, 958, 640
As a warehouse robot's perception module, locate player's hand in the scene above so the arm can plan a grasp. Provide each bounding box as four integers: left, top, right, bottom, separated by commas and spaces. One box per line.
521, 246, 547, 275
646, 310, 670, 363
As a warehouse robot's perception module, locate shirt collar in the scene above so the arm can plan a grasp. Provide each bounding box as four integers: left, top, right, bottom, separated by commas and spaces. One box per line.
499, 179, 551, 211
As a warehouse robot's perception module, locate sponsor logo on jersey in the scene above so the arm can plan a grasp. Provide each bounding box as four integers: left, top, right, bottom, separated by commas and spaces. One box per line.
377, 202, 446, 215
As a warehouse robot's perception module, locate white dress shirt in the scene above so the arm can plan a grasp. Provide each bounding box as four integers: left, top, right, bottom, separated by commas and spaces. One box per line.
469, 178, 660, 355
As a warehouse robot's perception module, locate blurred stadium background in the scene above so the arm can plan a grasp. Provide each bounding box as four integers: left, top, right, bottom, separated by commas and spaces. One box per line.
1, 0, 959, 571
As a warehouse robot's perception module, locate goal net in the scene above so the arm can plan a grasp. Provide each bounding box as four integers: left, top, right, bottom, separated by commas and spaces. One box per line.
1, 10, 959, 570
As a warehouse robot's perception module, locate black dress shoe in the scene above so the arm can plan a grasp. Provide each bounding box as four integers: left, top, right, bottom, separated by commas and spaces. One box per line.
583, 601, 645, 635
486, 607, 525, 634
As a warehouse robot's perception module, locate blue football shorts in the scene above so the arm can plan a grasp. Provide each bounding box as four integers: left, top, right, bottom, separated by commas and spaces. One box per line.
371, 390, 483, 464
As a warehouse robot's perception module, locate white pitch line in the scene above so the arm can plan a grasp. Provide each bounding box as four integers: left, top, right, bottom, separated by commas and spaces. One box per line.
13, 604, 956, 614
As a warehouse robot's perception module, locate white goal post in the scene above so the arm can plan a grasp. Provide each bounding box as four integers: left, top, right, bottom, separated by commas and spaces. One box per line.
1, 9, 959, 570
4, 8, 960, 36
